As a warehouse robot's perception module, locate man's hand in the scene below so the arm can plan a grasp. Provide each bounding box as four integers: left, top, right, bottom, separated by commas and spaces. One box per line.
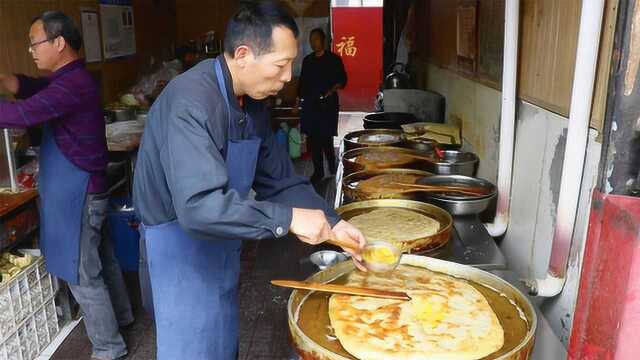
290, 208, 334, 245
332, 220, 367, 271
0, 74, 19, 95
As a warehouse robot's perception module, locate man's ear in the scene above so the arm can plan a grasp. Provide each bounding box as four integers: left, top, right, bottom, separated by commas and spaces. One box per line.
233, 45, 254, 68
53, 36, 67, 53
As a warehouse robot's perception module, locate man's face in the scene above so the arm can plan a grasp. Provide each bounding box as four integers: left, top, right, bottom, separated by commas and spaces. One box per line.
234, 26, 298, 100
28, 21, 61, 71
309, 32, 324, 53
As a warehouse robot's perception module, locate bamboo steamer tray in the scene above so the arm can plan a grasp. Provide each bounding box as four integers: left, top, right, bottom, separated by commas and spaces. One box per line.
336, 199, 452, 253
342, 168, 433, 201
288, 255, 537, 360
341, 146, 431, 177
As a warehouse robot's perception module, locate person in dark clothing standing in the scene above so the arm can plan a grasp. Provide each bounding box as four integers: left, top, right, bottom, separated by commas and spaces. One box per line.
298, 28, 347, 183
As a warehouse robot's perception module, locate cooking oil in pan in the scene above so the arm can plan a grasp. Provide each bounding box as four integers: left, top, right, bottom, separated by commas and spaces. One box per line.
296, 268, 529, 359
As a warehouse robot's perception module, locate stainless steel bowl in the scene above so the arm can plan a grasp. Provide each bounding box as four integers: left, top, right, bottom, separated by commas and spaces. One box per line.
108, 107, 134, 122
309, 251, 348, 270
425, 150, 479, 176
416, 175, 497, 215
136, 112, 148, 125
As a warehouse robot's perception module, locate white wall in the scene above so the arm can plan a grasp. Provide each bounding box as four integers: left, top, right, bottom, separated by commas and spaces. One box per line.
424, 64, 601, 345
425, 65, 501, 183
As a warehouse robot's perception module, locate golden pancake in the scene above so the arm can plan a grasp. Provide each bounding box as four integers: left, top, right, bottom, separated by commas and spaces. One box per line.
329, 265, 504, 360
348, 208, 440, 243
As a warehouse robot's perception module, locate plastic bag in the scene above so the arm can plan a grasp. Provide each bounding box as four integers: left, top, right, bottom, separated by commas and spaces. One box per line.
288, 127, 302, 159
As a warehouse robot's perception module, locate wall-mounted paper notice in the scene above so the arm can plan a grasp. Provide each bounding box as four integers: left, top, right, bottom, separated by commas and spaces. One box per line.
81, 11, 102, 63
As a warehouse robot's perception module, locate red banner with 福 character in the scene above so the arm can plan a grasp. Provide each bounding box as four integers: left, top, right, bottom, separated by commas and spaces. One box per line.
331, 6, 383, 111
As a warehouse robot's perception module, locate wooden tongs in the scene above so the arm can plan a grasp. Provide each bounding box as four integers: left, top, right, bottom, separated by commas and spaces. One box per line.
271, 280, 411, 301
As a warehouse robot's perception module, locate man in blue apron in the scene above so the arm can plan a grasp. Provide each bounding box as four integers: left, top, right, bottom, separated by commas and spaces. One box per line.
133, 2, 366, 359
0, 12, 133, 360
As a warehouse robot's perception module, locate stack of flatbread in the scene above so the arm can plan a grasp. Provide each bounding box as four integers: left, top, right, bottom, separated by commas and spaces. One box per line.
348, 208, 440, 244
402, 122, 462, 146
329, 266, 504, 360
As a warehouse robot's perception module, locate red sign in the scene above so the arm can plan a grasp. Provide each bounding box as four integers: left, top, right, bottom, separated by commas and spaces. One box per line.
331, 7, 383, 111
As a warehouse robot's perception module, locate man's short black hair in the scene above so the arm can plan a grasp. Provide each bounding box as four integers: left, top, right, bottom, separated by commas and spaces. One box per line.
310, 28, 326, 42
32, 11, 82, 51
224, 1, 299, 57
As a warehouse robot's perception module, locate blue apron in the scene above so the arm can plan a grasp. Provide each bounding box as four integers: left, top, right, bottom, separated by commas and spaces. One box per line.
144, 58, 261, 360
39, 123, 90, 285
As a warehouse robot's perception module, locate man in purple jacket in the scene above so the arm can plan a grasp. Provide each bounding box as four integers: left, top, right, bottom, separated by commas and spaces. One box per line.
0, 11, 132, 360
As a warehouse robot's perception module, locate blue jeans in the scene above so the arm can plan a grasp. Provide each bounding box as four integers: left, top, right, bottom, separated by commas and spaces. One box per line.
67, 194, 134, 360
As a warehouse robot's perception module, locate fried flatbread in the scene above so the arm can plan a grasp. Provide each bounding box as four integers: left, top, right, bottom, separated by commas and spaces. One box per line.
329, 265, 504, 360
348, 208, 440, 243
356, 173, 423, 194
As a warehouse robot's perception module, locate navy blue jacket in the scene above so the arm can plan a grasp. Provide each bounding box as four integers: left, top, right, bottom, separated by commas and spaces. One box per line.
133, 56, 339, 241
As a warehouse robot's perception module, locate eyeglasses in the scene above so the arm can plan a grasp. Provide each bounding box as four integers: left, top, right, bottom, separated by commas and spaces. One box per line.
27, 37, 54, 52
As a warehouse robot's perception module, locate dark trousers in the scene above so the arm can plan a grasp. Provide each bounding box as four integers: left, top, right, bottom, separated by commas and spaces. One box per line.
308, 135, 336, 178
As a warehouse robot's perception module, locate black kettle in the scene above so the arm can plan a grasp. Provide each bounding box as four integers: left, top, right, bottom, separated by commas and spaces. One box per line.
384, 62, 410, 89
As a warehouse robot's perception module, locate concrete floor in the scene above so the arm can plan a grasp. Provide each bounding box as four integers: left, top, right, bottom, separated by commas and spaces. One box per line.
51, 158, 336, 360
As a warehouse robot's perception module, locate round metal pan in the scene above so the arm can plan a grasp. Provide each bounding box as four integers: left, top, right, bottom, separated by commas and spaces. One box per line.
342, 129, 406, 152
423, 150, 479, 176
342, 168, 433, 201
341, 146, 430, 177
362, 112, 418, 130
288, 255, 537, 360
415, 175, 497, 215
336, 199, 452, 253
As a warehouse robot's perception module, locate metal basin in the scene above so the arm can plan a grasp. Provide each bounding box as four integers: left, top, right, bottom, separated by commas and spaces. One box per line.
415, 175, 497, 215
342, 168, 432, 201
341, 146, 430, 177
424, 150, 479, 176
342, 129, 405, 152
362, 112, 418, 130
107, 107, 135, 122
402, 138, 461, 153
288, 255, 537, 360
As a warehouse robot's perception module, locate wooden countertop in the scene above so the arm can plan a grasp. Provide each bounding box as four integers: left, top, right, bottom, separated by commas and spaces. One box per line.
0, 190, 38, 218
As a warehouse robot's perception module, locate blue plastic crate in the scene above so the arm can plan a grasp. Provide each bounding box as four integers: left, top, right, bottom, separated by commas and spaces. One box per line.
107, 197, 140, 272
